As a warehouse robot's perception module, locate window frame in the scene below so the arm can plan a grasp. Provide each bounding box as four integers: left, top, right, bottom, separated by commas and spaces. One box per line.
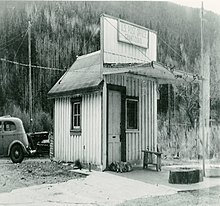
126, 97, 139, 131
70, 97, 82, 135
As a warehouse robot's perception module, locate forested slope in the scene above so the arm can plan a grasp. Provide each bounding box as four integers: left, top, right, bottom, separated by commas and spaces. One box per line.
0, 1, 220, 130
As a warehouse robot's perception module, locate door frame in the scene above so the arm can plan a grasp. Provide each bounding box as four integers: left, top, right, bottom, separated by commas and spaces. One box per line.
0, 121, 3, 156
106, 84, 126, 166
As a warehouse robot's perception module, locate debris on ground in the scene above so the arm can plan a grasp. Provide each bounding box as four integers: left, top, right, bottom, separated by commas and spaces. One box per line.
0, 158, 85, 193
109, 161, 133, 173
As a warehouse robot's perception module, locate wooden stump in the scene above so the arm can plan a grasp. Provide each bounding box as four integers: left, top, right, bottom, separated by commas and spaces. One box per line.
169, 168, 203, 184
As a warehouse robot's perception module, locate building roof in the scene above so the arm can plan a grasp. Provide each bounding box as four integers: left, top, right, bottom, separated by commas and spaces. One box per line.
49, 51, 198, 97
48, 51, 103, 97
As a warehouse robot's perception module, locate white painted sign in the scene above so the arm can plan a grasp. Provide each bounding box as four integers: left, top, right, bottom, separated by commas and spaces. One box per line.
102, 14, 157, 64
118, 20, 149, 49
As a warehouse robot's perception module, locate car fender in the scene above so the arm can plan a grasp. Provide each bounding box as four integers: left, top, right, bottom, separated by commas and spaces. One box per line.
7, 140, 28, 156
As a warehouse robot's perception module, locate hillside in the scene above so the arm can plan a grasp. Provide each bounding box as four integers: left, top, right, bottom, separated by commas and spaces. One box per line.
0, 1, 220, 129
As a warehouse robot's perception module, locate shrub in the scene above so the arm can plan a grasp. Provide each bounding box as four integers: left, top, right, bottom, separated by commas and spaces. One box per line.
158, 114, 220, 160
5, 103, 30, 131
157, 114, 198, 160
33, 110, 53, 132
4, 103, 53, 132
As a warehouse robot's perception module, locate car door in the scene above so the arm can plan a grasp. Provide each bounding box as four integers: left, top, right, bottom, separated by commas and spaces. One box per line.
0, 121, 3, 155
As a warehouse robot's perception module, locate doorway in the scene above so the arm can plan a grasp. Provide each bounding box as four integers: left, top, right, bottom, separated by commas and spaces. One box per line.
107, 85, 126, 165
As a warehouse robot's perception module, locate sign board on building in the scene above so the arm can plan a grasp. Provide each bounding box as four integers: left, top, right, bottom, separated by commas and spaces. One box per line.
118, 20, 149, 49
101, 14, 157, 64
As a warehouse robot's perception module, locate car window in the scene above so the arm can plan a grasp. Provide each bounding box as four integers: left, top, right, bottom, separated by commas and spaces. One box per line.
4, 121, 16, 132
0, 121, 2, 131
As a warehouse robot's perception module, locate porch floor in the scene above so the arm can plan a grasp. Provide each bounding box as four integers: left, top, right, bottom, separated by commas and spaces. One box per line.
107, 164, 220, 192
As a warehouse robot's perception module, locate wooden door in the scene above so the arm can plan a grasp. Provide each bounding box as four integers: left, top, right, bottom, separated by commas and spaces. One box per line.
108, 90, 121, 163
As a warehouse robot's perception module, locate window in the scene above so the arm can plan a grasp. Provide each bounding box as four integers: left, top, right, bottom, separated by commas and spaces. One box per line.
4, 121, 16, 131
71, 99, 81, 131
127, 99, 138, 130
0, 122, 2, 131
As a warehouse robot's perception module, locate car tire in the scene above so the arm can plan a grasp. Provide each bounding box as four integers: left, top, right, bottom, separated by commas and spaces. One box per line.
10, 144, 24, 163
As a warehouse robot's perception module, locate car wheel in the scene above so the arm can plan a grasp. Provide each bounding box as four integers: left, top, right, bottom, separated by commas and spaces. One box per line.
10, 144, 24, 163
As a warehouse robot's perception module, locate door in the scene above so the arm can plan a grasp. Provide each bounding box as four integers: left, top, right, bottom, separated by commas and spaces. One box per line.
0, 121, 3, 155
108, 90, 122, 163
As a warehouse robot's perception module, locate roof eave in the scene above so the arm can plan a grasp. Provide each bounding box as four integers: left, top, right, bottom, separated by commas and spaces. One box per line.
48, 83, 103, 99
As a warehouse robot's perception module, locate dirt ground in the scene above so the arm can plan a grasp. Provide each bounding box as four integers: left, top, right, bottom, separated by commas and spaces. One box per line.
0, 157, 85, 193
118, 186, 220, 206
1, 157, 220, 206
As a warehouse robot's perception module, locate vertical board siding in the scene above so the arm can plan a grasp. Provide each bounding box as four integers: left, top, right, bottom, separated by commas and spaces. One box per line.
103, 16, 157, 64
54, 92, 102, 165
106, 74, 157, 163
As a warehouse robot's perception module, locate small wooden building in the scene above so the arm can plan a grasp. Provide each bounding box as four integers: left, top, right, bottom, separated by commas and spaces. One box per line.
48, 14, 175, 170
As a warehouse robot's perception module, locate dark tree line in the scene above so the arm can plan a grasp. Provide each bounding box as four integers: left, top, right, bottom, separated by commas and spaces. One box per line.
0, 1, 220, 128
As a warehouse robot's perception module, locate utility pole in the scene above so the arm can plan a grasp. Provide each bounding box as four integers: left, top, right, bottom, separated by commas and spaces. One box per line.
200, 1, 205, 177
28, 20, 33, 133
168, 84, 171, 140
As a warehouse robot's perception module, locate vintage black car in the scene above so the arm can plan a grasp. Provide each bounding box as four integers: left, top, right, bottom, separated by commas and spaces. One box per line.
0, 116, 49, 163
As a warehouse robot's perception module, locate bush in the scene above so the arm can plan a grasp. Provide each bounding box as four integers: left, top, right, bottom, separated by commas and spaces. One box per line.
158, 114, 220, 160
4, 103, 53, 132
33, 110, 53, 132
5, 103, 30, 131
157, 114, 198, 160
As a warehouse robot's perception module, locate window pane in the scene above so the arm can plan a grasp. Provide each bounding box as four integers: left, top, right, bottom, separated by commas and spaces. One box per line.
77, 116, 80, 127
127, 100, 138, 129
74, 103, 78, 114
4, 121, 16, 131
74, 103, 80, 115
77, 104, 80, 114
74, 116, 78, 127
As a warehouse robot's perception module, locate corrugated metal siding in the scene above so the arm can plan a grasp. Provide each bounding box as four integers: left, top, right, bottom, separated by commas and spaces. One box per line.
103, 16, 157, 64
82, 92, 102, 165
54, 97, 71, 161
106, 74, 157, 163
54, 92, 102, 165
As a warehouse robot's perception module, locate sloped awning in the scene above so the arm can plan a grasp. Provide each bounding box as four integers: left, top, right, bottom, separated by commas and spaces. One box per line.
103, 62, 175, 84
103, 62, 200, 84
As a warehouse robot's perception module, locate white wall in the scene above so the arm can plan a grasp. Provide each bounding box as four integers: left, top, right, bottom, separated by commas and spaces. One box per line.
54, 92, 102, 166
